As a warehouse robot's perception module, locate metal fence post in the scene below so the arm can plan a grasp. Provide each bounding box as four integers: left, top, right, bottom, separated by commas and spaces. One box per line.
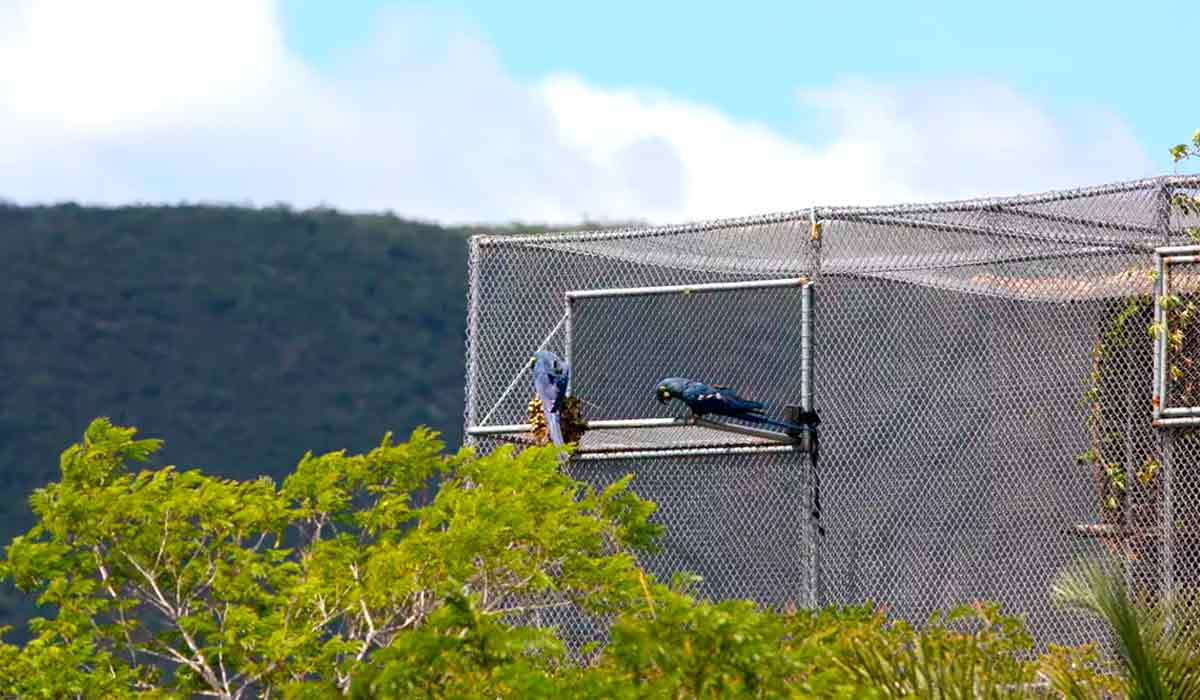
1156, 181, 1176, 611
464, 236, 483, 446
801, 280, 821, 608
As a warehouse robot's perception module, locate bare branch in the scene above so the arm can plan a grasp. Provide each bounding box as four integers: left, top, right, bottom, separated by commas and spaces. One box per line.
92, 545, 138, 667
490, 600, 574, 615
251, 531, 269, 553
121, 548, 225, 694
175, 622, 224, 696
355, 598, 377, 662
153, 508, 171, 573
136, 643, 207, 680
219, 651, 231, 697
120, 549, 176, 618
229, 659, 279, 699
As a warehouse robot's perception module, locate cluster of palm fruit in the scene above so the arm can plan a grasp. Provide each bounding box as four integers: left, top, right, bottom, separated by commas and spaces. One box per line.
527, 394, 586, 445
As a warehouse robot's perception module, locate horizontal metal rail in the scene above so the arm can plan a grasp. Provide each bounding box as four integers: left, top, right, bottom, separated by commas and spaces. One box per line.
692, 416, 799, 444
565, 277, 808, 301
1160, 407, 1200, 417
1153, 417, 1200, 428
468, 417, 687, 435
467, 415, 800, 445
1156, 245, 1200, 256
573, 444, 802, 461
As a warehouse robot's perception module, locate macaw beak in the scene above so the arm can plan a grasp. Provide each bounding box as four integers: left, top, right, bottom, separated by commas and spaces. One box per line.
656, 389, 671, 403
529, 356, 536, 368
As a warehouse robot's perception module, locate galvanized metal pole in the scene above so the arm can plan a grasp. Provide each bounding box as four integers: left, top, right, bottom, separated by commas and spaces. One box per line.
801, 272, 821, 609
1156, 253, 1168, 420
564, 297, 575, 397
1156, 182, 1175, 612
463, 237, 483, 446
801, 282, 814, 414
1162, 433, 1175, 609
1123, 361, 1136, 594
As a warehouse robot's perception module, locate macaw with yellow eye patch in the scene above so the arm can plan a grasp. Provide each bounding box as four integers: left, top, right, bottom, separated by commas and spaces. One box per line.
656, 377, 805, 433
531, 350, 570, 445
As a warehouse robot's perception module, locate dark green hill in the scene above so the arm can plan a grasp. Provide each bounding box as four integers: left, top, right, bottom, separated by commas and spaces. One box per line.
0, 204, 473, 625
0, 203, 471, 526
0, 202, 635, 635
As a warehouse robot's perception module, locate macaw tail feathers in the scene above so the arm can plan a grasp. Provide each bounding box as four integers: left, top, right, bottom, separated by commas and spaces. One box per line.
544, 411, 564, 446
739, 412, 804, 434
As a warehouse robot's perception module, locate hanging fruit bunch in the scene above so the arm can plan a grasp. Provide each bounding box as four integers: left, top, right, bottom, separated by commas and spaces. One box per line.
527, 395, 587, 445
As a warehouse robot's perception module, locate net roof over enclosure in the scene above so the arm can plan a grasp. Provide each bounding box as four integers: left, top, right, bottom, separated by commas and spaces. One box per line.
479, 175, 1198, 299
464, 175, 1200, 649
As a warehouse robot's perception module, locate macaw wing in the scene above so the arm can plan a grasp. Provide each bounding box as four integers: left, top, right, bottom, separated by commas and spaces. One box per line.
552, 364, 570, 398
532, 371, 565, 445
534, 373, 563, 412
708, 387, 766, 414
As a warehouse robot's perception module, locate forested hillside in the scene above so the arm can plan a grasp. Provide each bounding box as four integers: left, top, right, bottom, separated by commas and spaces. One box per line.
0, 203, 479, 631
0, 203, 474, 534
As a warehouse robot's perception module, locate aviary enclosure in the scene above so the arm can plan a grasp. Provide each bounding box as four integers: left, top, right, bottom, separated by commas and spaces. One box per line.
462, 175, 1200, 648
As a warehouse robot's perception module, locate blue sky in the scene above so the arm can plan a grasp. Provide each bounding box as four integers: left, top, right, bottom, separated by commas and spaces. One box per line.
283, 0, 1196, 158
0, 1, 1195, 223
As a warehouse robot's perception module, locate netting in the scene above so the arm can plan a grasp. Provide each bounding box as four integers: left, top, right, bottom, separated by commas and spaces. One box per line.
463, 174, 1200, 649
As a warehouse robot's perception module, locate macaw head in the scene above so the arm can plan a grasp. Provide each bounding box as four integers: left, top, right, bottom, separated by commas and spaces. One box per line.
655, 377, 690, 404
530, 350, 568, 377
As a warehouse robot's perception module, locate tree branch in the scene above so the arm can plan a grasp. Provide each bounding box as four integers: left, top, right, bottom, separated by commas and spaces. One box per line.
121, 549, 176, 617
355, 598, 377, 662
121, 548, 225, 696
219, 651, 231, 698
93, 545, 138, 667
490, 600, 574, 616
153, 508, 171, 573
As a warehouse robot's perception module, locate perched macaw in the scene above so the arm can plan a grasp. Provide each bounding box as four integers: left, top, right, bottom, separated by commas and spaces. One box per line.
531, 350, 570, 445
655, 377, 805, 433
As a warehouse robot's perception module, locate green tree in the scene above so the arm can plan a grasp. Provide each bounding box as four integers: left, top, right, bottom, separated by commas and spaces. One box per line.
1169, 130, 1200, 165
0, 419, 659, 698
1172, 129, 1200, 243
0, 420, 1123, 698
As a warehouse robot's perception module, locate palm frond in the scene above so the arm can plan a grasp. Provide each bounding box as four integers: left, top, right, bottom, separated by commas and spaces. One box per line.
1053, 557, 1200, 700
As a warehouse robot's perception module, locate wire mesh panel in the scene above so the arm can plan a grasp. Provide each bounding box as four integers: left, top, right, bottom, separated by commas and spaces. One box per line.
816, 274, 1114, 645
570, 450, 815, 607
567, 279, 810, 452
464, 175, 1200, 649
466, 437, 815, 651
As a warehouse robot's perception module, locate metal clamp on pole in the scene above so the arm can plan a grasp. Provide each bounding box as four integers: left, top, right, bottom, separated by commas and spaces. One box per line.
809, 208, 823, 281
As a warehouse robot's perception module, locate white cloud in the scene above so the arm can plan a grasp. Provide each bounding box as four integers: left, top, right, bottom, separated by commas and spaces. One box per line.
0, 0, 1158, 224
542, 75, 1157, 221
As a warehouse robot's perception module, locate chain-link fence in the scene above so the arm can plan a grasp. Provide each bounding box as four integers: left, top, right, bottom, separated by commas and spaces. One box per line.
463, 175, 1200, 648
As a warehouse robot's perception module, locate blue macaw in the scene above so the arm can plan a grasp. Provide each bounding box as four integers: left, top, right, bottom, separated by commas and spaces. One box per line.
531, 350, 570, 445
655, 377, 805, 433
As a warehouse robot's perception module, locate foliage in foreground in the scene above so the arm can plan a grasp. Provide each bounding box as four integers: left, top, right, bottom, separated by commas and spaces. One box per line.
0, 418, 1162, 698
0, 418, 658, 697
1053, 560, 1200, 700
